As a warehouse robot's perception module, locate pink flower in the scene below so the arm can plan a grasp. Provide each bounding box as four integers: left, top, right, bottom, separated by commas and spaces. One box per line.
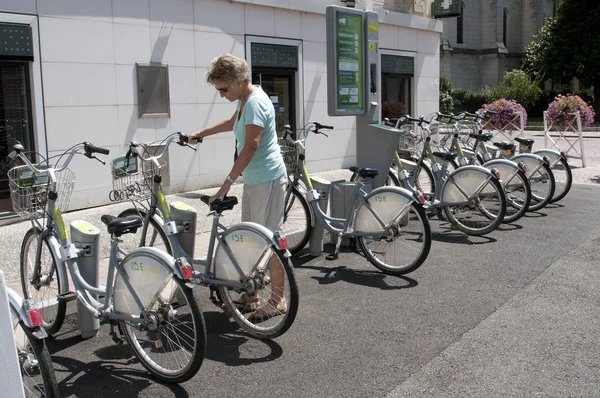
478, 99, 527, 133
545, 94, 595, 130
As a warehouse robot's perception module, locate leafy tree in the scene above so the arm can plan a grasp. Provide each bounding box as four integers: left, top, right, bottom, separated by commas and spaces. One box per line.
523, 0, 600, 120
488, 70, 543, 112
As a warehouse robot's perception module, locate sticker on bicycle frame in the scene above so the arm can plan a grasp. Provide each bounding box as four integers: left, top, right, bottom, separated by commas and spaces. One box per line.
17, 168, 48, 188
111, 156, 138, 179
157, 190, 171, 218
54, 208, 69, 240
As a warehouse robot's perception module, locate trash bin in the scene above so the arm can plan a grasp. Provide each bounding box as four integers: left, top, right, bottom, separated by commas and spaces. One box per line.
308, 176, 331, 256
70, 220, 100, 339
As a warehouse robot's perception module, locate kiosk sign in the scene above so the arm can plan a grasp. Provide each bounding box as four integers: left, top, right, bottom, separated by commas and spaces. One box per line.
327, 6, 365, 116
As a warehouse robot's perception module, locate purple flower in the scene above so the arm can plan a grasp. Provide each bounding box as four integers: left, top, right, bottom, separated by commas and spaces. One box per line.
478, 99, 527, 133
545, 94, 595, 131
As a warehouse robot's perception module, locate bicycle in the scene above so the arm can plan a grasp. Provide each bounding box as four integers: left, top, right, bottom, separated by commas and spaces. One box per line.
375, 115, 507, 236
5, 281, 59, 397
462, 111, 556, 211
435, 112, 532, 223
9, 142, 206, 383
281, 122, 432, 276
114, 133, 298, 339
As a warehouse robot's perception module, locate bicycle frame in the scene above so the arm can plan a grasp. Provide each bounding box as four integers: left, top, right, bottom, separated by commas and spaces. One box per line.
125, 134, 287, 293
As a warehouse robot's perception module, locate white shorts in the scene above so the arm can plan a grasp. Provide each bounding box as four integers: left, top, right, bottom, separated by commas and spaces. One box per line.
241, 174, 287, 233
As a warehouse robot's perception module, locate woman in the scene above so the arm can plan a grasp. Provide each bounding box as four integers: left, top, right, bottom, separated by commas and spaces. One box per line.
190, 54, 287, 320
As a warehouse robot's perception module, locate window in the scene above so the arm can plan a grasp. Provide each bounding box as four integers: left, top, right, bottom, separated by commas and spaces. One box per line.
380, 54, 414, 120
457, 2, 464, 44
503, 8, 509, 47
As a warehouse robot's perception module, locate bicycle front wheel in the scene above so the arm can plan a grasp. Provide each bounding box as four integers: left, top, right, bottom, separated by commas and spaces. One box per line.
20, 228, 66, 335
10, 304, 59, 398
117, 208, 172, 255
443, 169, 507, 236
281, 187, 312, 254
215, 226, 299, 339
118, 250, 206, 383
357, 201, 431, 275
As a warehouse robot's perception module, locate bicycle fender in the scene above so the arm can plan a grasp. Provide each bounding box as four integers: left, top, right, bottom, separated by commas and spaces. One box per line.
442, 165, 498, 203
533, 149, 563, 165
293, 184, 316, 228
354, 186, 421, 233
483, 159, 522, 178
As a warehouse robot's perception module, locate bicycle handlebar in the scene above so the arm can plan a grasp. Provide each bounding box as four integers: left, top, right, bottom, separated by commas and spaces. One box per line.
127, 133, 199, 165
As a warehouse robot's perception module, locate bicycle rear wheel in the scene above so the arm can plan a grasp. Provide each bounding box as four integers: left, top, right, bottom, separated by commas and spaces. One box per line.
281, 187, 312, 254
549, 157, 572, 203
443, 169, 507, 236
357, 200, 431, 275
20, 228, 66, 335
483, 160, 531, 223
10, 304, 59, 398
525, 161, 555, 211
117, 208, 172, 255
215, 226, 299, 339
117, 250, 206, 383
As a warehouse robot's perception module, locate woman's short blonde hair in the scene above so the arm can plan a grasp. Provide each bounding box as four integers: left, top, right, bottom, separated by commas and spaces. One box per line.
206, 54, 250, 85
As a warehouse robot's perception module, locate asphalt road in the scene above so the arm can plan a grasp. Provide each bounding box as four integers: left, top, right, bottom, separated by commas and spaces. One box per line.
32, 183, 600, 398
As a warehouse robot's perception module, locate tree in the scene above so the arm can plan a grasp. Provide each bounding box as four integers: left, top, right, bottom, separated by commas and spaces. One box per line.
523, 0, 600, 120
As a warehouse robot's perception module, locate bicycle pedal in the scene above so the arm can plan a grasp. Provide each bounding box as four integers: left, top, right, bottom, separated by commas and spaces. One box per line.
57, 291, 77, 303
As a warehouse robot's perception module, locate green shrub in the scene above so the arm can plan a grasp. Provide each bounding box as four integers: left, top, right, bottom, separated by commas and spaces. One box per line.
452, 87, 489, 113
439, 91, 453, 114
488, 69, 543, 111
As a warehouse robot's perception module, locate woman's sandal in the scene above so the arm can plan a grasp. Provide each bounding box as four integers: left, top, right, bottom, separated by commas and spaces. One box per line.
232, 293, 259, 313
249, 299, 287, 322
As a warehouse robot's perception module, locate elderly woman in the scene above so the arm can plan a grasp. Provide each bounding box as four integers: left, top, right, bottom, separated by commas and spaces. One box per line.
190, 54, 287, 319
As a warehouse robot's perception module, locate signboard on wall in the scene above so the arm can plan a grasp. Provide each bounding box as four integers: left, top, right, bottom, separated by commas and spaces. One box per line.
432, 0, 462, 18
326, 6, 365, 116
0, 24, 33, 61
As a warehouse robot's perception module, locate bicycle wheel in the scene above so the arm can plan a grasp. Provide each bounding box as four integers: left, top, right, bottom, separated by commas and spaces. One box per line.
10, 304, 60, 398
215, 226, 299, 339
483, 161, 531, 224
281, 187, 312, 254
118, 250, 206, 383
524, 161, 555, 211
349, 169, 399, 186
549, 157, 572, 203
20, 228, 66, 335
357, 200, 431, 275
443, 168, 507, 236
117, 208, 172, 255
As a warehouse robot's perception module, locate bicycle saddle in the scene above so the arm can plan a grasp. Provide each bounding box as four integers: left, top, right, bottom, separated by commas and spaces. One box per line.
469, 132, 493, 142
492, 142, 515, 150
101, 214, 143, 236
514, 137, 535, 146
200, 195, 238, 213
432, 151, 458, 162
348, 167, 379, 178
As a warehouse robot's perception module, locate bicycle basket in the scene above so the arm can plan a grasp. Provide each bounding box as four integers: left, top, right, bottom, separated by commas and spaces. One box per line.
278, 138, 298, 175
8, 165, 76, 220
111, 155, 165, 202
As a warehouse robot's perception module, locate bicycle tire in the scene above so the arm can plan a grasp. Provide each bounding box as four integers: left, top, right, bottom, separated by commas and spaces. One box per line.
357, 199, 431, 275
523, 160, 555, 211
117, 208, 172, 255
482, 161, 532, 224
20, 228, 66, 335
215, 226, 299, 339
10, 304, 60, 398
118, 250, 206, 383
549, 157, 572, 203
281, 187, 312, 254
443, 169, 507, 236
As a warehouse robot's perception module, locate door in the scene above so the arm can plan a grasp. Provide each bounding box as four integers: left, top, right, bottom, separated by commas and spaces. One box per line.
0, 62, 35, 214
251, 69, 295, 137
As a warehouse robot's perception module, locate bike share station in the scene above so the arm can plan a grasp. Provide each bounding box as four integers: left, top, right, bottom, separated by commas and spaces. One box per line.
308, 5, 407, 256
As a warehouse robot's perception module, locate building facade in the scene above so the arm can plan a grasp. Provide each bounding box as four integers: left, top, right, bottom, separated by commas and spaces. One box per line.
440, 0, 561, 88
0, 0, 442, 213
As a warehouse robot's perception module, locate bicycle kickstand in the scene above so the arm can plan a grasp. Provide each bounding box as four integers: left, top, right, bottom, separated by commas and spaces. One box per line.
326, 233, 344, 261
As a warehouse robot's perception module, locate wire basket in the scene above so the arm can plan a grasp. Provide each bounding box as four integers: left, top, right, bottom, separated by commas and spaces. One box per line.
279, 138, 298, 175
110, 156, 165, 202
8, 165, 76, 220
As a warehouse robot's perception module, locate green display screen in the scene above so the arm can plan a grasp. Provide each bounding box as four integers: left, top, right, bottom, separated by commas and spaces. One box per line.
336, 12, 363, 110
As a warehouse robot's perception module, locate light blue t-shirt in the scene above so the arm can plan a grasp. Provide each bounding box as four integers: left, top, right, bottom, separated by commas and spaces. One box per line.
233, 86, 286, 185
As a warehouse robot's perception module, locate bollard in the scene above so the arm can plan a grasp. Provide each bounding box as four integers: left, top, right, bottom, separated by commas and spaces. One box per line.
330, 179, 372, 246
308, 176, 331, 256
170, 201, 198, 257
70, 220, 100, 339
